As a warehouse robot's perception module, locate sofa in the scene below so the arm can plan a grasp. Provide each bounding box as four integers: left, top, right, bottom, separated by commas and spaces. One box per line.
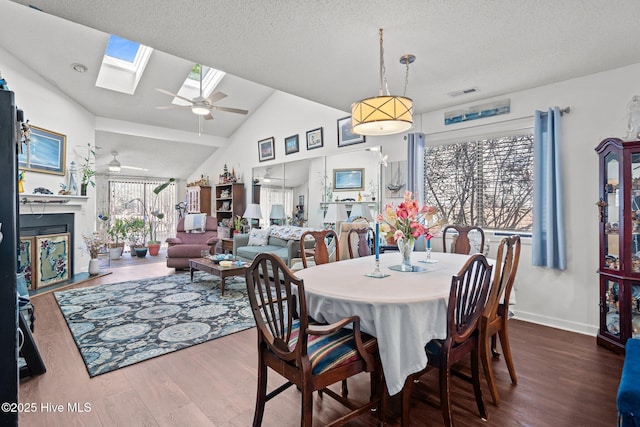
166, 215, 219, 270
233, 225, 315, 267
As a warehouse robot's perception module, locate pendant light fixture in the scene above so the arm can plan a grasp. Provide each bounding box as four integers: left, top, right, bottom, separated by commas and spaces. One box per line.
351, 28, 414, 136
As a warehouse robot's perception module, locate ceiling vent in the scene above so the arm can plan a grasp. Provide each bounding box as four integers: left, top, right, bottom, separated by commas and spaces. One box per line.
448, 87, 479, 97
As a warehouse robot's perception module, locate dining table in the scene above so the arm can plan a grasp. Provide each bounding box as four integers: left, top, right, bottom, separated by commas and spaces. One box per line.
294, 251, 493, 396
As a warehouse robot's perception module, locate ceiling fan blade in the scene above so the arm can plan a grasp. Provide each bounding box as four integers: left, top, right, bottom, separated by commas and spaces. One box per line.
213, 106, 249, 115
156, 105, 191, 110
121, 165, 149, 171
203, 113, 214, 121
155, 88, 193, 104
207, 91, 227, 103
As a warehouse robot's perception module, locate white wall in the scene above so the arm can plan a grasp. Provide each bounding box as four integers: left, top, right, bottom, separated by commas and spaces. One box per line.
1, 47, 97, 274
410, 63, 640, 335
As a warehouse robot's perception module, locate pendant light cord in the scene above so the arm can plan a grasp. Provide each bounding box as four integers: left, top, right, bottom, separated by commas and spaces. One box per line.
379, 28, 390, 96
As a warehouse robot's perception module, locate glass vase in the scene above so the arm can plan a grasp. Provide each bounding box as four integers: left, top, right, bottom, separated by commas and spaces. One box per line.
397, 237, 415, 271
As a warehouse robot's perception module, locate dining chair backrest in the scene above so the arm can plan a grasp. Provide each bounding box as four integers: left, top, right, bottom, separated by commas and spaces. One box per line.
442, 225, 485, 255
347, 227, 375, 259
484, 235, 521, 321
447, 253, 493, 346
245, 252, 307, 359
300, 229, 339, 268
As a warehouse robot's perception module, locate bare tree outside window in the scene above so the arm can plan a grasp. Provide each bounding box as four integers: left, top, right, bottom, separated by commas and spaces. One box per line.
424, 134, 534, 231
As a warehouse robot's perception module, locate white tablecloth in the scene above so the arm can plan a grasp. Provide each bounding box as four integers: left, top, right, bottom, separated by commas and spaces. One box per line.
295, 251, 483, 396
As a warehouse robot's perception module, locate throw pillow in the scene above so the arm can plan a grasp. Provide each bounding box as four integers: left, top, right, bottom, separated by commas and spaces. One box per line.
248, 228, 270, 246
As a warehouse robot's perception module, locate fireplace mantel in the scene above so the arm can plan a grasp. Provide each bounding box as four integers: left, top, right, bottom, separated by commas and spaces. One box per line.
19, 194, 88, 214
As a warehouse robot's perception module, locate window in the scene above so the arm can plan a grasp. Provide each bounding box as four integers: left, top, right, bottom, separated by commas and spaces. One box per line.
424, 134, 534, 231
95, 35, 153, 94
108, 178, 177, 249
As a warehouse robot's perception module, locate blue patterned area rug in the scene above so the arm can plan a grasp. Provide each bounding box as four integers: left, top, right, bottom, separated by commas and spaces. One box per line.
54, 272, 254, 377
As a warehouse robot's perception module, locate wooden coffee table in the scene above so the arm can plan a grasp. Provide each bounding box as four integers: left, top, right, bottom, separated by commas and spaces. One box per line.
188, 257, 247, 296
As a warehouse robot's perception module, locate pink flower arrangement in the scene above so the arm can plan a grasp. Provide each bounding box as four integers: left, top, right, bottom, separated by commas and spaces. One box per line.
376, 191, 440, 242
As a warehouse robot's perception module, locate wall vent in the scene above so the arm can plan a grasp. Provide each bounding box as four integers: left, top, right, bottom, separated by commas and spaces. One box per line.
448, 87, 479, 97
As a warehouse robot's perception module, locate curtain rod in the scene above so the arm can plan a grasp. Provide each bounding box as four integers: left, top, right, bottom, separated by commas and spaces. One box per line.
422, 106, 571, 138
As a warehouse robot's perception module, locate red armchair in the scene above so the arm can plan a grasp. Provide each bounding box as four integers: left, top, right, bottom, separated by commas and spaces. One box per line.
166, 216, 219, 270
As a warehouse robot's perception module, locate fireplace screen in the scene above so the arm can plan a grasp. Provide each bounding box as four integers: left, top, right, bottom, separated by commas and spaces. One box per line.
35, 232, 70, 288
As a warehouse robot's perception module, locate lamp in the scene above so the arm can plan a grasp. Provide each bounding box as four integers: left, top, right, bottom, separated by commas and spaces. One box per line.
191, 105, 210, 116
269, 204, 286, 225
351, 28, 414, 136
108, 151, 121, 172
323, 203, 348, 229
350, 203, 373, 221
243, 203, 262, 228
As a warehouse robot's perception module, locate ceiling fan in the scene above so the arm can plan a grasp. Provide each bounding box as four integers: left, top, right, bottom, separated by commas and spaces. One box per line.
108, 151, 148, 173
155, 64, 249, 120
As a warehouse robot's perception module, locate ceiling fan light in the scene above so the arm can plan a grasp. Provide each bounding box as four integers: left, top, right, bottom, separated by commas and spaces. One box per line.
191, 105, 209, 115
109, 151, 121, 172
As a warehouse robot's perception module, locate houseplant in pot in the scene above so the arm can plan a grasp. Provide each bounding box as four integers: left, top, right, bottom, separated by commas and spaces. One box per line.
106, 218, 127, 260
80, 143, 96, 196
125, 217, 147, 256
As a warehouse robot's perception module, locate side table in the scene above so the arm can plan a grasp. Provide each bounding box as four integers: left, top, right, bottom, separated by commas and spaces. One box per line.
221, 237, 234, 254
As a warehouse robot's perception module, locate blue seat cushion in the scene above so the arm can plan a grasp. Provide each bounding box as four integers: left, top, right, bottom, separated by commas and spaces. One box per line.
618, 338, 640, 427
286, 319, 376, 375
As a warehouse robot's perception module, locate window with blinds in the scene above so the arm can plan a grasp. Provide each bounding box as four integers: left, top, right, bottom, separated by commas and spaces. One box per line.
108, 178, 177, 248
424, 134, 534, 231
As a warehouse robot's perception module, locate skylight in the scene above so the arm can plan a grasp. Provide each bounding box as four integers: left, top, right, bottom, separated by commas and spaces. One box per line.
95, 35, 153, 95
171, 64, 226, 106
105, 35, 140, 63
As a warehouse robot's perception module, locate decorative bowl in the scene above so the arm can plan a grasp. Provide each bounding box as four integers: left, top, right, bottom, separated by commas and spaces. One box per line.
219, 260, 233, 268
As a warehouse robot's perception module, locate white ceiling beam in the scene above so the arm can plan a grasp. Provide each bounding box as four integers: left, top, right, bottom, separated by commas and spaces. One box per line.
95, 117, 229, 147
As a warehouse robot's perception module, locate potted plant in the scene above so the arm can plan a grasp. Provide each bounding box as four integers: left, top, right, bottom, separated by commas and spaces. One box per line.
106, 218, 127, 260
80, 143, 96, 196
125, 217, 147, 256
234, 215, 243, 234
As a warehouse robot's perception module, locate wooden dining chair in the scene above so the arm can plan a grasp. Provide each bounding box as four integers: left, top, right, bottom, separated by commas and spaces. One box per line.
347, 227, 375, 259
442, 225, 485, 254
402, 253, 493, 427
244, 253, 384, 427
300, 229, 339, 268
479, 235, 521, 406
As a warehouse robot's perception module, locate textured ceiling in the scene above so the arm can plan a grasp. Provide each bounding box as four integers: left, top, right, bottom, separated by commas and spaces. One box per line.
5, 0, 640, 178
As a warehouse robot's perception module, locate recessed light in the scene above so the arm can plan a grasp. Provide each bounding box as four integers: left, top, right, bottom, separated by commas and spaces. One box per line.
71, 63, 88, 73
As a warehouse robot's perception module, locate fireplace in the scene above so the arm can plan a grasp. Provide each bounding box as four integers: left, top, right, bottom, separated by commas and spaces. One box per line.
19, 213, 74, 289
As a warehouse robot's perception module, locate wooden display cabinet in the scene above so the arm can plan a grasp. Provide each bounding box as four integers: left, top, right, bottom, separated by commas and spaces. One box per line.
186, 185, 211, 215
215, 183, 245, 226
596, 137, 640, 353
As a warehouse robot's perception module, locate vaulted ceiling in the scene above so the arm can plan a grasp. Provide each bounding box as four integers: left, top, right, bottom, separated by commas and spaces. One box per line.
4, 0, 640, 179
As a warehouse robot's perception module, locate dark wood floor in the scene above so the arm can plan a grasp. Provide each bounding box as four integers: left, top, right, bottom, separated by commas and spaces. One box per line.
19, 262, 623, 426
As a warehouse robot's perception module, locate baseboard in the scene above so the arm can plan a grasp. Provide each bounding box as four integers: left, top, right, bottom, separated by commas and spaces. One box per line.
513, 310, 598, 336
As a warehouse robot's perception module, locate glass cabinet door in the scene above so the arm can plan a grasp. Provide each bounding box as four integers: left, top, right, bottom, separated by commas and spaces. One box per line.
604, 152, 620, 271
631, 153, 640, 273
604, 279, 621, 338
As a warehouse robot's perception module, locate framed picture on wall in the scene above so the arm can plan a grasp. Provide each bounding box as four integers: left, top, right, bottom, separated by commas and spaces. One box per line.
337, 116, 365, 147
306, 127, 324, 150
284, 134, 299, 155
258, 137, 275, 162
18, 125, 66, 175
333, 168, 364, 191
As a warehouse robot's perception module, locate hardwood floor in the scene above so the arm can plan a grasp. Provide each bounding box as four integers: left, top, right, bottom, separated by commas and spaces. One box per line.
19, 262, 622, 426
